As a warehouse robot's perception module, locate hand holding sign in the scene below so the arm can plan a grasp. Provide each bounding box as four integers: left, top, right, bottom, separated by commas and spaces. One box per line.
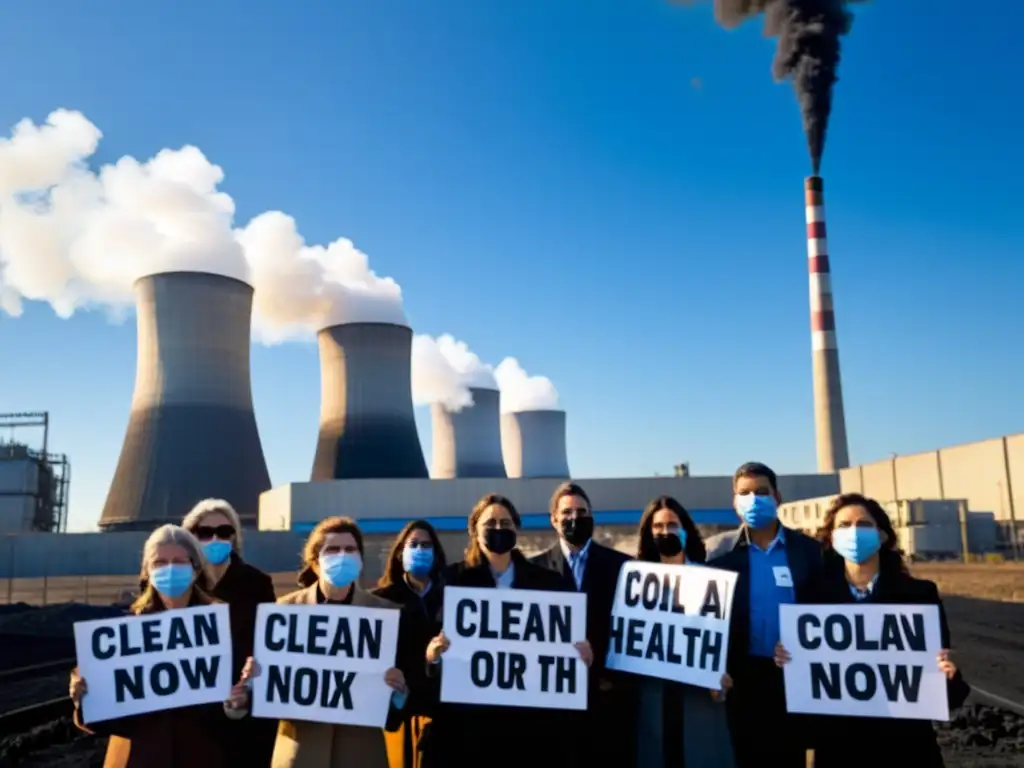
936, 649, 958, 680
426, 632, 450, 664
69, 669, 87, 706
573, 640, 593, 667
384, 668, 407, 695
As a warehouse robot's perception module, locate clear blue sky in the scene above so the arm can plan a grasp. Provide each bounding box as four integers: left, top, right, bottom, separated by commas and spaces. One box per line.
0, 1, 1021, 532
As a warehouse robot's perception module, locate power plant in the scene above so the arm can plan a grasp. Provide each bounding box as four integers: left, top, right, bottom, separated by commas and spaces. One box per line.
806, 176, 850, 473
431, 387, 507, 479
500, 409, 570, 479
311, 322, 429, 480
99, 272, 271, 531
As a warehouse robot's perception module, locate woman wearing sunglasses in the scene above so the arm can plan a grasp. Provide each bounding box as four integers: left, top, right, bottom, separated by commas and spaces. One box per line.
181, 498, 278, 767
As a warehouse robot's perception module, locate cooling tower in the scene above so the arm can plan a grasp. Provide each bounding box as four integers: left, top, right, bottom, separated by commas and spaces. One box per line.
806, 176, 850, 472
500, 409, 570, 479
311, 322, 429, 480
99, 272, 271, 531
431, 387, 507, 479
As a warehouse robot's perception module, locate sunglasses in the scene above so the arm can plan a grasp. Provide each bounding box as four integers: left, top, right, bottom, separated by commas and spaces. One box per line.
194, 524, 236, 540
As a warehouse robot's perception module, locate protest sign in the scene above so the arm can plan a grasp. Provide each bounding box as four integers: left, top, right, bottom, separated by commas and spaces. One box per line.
73, 604, 232, 724
251, 603, 400, 727
779, 603, 949, 721
439, 587, 588, 710
605, 562, 736, 690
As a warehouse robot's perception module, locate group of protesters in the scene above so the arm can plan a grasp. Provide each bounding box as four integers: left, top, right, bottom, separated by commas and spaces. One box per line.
66, 461, 971, 768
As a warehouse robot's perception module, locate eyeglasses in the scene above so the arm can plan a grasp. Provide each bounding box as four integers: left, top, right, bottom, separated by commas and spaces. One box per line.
194, 524, 236, 540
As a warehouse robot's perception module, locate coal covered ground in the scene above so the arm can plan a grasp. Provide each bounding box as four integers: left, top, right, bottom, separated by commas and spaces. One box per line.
0, 591, 1022, 767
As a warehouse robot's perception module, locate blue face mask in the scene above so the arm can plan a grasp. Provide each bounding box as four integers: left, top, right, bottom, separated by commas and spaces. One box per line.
832, 527, 882, 564
320, 553, 362, 588
403, 546, 434, 578
202, 540, 232, 566
150, 564, 195, 599
735, 493, 778, 529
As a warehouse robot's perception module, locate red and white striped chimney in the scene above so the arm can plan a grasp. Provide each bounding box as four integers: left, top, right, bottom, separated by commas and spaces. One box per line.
805, 176, 850, 472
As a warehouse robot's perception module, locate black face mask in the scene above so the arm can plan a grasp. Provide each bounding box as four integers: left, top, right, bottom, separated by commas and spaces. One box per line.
653, 533, 684, 558
483, 528, 517, 555
560, 516, 594, 547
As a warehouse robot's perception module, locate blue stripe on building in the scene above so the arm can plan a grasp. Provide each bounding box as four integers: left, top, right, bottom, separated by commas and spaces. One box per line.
290, 508, 738, 534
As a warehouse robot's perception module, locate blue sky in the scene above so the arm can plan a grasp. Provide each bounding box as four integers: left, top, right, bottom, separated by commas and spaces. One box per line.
0, 1, 1021, 532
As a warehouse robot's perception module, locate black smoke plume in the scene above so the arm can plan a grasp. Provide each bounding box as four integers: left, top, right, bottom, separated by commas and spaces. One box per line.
674, 0, 855, 174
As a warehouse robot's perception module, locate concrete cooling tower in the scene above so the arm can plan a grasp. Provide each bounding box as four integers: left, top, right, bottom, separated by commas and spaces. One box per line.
311, 322, 429, 480
500, 409, 570, 479
99, 272, 271, 531
431, 387, 507, 479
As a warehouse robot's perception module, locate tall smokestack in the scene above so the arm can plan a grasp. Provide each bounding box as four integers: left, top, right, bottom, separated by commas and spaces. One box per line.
806, 176, 850, 472
500, 409, 570, 479
311, 322, 428, 480
431, 387, 507, 479
99, 272, 271, 531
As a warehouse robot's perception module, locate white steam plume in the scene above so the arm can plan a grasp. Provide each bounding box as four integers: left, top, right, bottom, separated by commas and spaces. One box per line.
412, 334, 497, 411
0, 109, 405, 338
494, 357, 560, 413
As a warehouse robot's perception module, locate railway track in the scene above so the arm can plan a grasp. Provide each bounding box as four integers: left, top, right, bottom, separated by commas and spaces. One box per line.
0, 659, 74, 737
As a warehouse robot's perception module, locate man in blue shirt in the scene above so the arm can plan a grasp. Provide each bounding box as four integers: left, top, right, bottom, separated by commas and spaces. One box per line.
706, 462, 823, 768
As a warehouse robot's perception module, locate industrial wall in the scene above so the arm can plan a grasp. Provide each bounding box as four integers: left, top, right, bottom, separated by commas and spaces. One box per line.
839, 433, 1024, 546
0, 458, 39, 533
259, 473, 840, 531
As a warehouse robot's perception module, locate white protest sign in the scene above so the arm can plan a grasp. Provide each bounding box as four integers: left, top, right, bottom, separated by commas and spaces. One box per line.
605, 561, 736, 691
440, 587, 588, 710
251, 603, 400, 727
73, 604, 232, 724
779, 603, 949, 721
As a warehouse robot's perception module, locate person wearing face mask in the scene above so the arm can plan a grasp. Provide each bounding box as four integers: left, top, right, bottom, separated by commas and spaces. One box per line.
704, 462, 823, 768
633, 496, 736, 768
178, 499, 278, 767
68, 525, 251, 768
236, 516, 410, 768
423, 493, 595, 768
774, 494, 970, 768
529, 482, 633, 766
373, 520, 448, 768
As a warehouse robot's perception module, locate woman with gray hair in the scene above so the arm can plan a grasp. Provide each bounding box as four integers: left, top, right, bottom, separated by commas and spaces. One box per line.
68, 525, 249, 768
180, 498, 278, 767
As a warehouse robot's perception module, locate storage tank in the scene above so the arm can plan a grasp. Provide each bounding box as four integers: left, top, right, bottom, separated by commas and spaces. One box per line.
431, 387, 507, 479
99, 272, 271, 531
500, 409, 570, 479
311, 322, 428, 480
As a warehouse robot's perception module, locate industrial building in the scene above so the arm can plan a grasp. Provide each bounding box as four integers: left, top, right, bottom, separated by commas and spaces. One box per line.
431, 387, 506, 479
99, 272, 272, 531
311, 322, 429, 481
0, 412, 70, 534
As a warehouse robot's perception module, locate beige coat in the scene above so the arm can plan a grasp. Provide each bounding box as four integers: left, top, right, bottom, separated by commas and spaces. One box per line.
270, 584, 399, 768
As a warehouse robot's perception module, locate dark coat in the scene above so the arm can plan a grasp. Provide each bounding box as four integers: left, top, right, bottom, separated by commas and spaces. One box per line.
529, 539, 637, 767
425, 550, 578, 768
208, 554, 278, 768
373, 578, 444, 768
706, 525, 824, 672
804, 554, 971, 768
73, 592, 230, 768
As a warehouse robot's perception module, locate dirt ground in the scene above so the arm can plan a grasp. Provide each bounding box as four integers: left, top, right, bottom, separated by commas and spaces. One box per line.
0, 562, 1021, 766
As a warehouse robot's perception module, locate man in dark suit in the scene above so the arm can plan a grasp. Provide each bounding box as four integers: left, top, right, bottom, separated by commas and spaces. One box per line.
529, 481, 634, 766
706, 462, 823, 768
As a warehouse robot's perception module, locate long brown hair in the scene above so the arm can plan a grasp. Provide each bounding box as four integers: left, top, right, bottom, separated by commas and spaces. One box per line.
377, 519, 447, 589
297, 516, 365, 587
465, 494, 522, 567
635, 496, 706, 563
817, 493, 908, 573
